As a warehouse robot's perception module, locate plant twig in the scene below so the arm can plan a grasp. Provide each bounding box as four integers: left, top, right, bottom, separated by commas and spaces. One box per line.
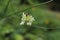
4, 0, 11, 14
7, 0, 53, 17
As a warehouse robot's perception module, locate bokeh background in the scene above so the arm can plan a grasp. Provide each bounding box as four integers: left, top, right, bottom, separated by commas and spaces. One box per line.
0, 0, 60, 40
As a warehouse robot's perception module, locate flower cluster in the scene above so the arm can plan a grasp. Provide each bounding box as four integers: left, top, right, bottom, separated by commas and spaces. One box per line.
20, 12, 35, 26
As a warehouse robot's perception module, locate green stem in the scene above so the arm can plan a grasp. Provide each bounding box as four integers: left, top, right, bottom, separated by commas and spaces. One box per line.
7, 0, 53, 17
3, 0, 11, 14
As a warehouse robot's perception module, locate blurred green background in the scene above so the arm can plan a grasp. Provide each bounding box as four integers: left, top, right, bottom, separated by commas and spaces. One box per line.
0, 0, 60, 40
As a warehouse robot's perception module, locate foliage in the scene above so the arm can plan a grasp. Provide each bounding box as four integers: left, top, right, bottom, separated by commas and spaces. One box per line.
0, 0, 60, 40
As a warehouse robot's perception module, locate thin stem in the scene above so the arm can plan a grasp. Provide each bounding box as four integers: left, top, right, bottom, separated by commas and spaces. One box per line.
3, 0, 11, 14
7, 0, 53, 17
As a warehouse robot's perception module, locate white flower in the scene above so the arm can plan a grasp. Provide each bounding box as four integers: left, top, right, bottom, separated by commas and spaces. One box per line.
27, 22, 32, 26
20, 12, 35, 26
20, 21, 25, 25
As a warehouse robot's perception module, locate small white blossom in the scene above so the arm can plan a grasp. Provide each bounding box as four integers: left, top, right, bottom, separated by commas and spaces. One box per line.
20, 12, 35, 26
20, 21, 25, 25
27, 22, 32, 26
